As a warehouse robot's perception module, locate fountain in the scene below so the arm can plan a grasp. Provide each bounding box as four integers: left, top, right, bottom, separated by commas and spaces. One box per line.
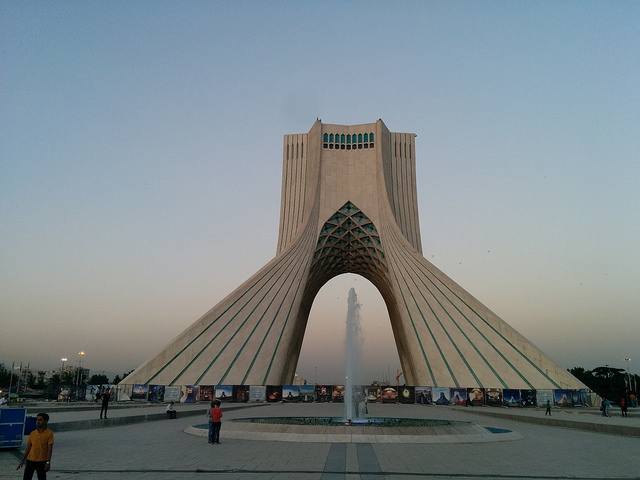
343, 287, 363, 422
186, 291, 520, 443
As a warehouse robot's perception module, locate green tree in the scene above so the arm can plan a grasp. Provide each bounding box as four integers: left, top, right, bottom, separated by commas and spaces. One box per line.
61, 371, 75, 385
89, 374, 110, 385
0, 365, 10, 388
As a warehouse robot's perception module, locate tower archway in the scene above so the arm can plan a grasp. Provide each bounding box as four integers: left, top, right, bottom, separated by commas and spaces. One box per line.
297, 273, 400, 385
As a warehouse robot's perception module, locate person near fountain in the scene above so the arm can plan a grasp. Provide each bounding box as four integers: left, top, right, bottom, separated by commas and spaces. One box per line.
209, 400, 223, 444
358, 397, 368, 417
207, 401, 215, 443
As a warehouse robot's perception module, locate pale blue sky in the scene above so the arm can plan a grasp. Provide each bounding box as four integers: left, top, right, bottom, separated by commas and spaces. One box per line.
2, 1, 639, 383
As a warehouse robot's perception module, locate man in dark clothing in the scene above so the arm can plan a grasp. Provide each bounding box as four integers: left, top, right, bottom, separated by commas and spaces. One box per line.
100, 389, 111, 419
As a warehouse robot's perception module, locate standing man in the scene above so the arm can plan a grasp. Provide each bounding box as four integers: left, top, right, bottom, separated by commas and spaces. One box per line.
100, 388, 111, 419
166, 401, 177, 419
17, 412, 54, 479
210, 400, 223, 444
545, 400, 552, 416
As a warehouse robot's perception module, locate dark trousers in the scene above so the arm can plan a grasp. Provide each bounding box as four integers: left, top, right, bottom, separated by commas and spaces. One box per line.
212, 421, 221, 443
100, 403, 108, 418
167, 410, 176, 419
23, 460, 47, 480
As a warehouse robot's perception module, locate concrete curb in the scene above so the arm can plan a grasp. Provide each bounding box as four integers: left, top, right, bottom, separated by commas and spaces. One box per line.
467, 408, 640, 437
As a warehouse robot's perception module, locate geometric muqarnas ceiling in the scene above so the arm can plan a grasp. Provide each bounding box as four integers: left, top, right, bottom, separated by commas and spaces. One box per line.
123, 119, 584, 391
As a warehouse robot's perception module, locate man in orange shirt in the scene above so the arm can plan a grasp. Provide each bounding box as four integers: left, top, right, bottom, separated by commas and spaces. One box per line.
17, 412, 54, 479
210, 399, 223, 444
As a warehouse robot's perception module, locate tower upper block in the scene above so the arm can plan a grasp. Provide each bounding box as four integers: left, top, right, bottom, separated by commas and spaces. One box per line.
124, 120, 583, 390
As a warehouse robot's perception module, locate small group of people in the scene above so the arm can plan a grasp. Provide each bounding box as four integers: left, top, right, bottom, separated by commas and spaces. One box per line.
600, 397, 629, 417
208, 400, 223, 444
16, 412, 54, 480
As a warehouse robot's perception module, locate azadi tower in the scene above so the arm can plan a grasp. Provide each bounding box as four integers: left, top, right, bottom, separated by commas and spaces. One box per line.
125, 119, 583, 390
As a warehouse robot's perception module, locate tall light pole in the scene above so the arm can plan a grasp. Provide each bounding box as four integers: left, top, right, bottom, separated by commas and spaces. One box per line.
624, 358, 634, 396
76, 351, 85, 400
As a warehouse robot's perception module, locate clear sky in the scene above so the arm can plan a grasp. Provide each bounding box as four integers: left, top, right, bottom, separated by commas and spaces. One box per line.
2, 1, 638, 384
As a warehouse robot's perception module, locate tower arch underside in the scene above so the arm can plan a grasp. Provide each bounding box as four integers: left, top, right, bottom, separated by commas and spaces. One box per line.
122, 120, 584, 391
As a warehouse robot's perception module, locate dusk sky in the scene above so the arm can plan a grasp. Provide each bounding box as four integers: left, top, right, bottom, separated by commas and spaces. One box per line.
2, 2, 638, 384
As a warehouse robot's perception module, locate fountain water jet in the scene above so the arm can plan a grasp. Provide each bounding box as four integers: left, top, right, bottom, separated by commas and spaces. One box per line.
344, 288, 364, 421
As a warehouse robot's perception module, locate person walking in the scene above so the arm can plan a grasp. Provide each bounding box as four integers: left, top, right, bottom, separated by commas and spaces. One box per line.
100, 388, 111, 419
17, 412, 54, 479
166, 401, 177, 419
545, 400, 551, 416
210, 400, 223, 444
620, 397, 628, 418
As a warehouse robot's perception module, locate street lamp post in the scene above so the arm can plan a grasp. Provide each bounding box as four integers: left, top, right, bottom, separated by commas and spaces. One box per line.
624, 358, 631, 392
76, 351, 85, 400
625, 358, 637, 397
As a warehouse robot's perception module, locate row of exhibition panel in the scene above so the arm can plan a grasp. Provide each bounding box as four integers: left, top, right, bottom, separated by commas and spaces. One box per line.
83, 384, 596, 408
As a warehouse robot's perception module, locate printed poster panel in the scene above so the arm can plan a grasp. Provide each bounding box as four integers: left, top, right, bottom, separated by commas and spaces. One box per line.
85, 385, 100, 402
554, 389, 573, 407
131, 384, 148, 401
249, 385, 266, 402
200, 385, 215, 402
365, 386, 381, 403
266, 385, 282, 402
332, 385, 345, 403
148, 385, 165, 403
283, 385, 299, 403
115, 384, 132, 401
299, 385, 314, 402
215, 385, 233, 402
398, 386, 415, 404
450, 388, 467, 405
315, 385, 332, 403
180, 385, 199, 403
520, 389, 536, 407
467, 388, 485, 406
433, 387, 450, 405
76, 386, 87, 401
485, 388, 503, 407
164, 386, 181, 402
233, 385, 249, 402
381, 386, 398, 403
416, 386, 433, 404
502, 389, 521, 407
536, 389, 553, 407
571, 389, 589, 407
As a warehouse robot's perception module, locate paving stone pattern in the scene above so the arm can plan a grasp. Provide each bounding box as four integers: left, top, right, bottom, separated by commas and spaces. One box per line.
1, 402, 639, 479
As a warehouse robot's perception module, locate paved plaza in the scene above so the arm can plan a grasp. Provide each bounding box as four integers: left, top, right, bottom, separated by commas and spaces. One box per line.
1, 402, 638, 479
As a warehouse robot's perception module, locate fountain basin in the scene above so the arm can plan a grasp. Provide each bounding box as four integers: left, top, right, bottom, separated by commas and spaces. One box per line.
185, 416, 522, 444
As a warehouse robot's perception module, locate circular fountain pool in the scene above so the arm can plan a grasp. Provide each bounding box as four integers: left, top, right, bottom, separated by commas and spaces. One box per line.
235, 416, 454, 427
185, 416, 521, 444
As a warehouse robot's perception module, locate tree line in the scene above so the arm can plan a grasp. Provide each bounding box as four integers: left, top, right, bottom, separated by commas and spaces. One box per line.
569, 366, 638, 402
